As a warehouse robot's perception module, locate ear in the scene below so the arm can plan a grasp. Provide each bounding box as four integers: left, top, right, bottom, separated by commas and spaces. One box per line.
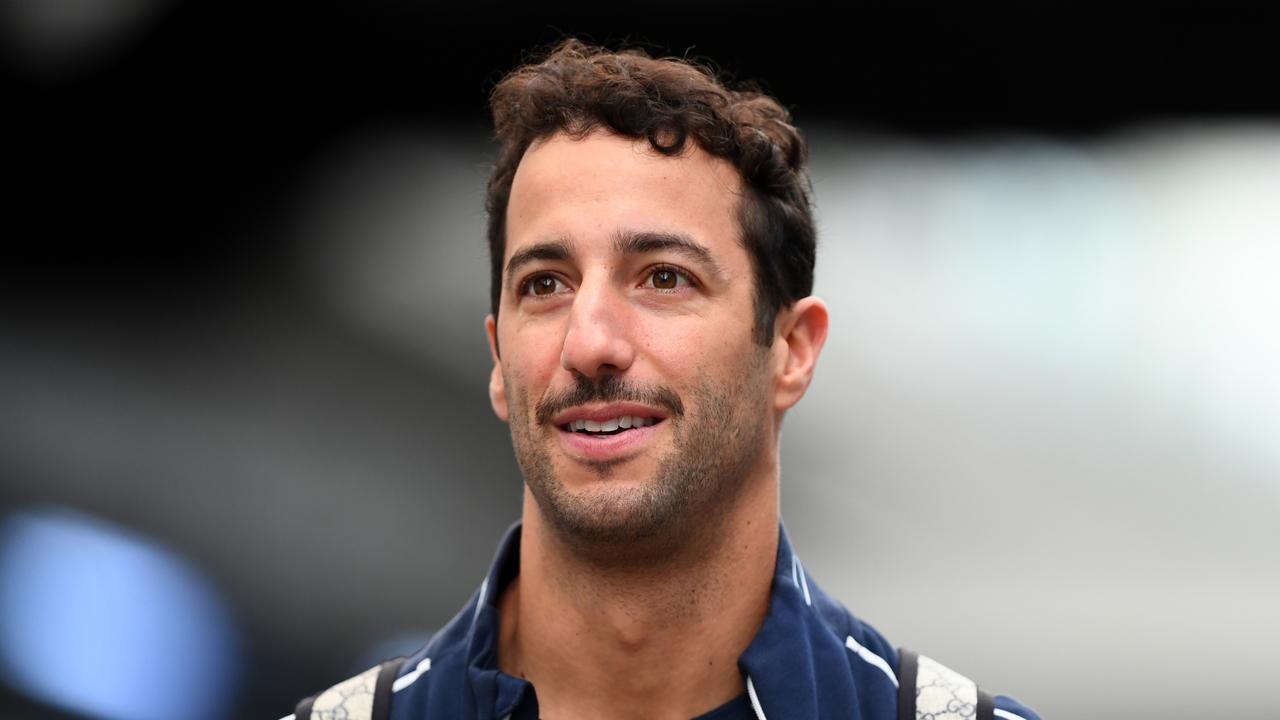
771, 296, 829, 412
485, 314, 509, 422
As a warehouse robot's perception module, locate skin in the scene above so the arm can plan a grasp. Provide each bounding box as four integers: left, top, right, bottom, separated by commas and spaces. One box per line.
485, 128, 828, 720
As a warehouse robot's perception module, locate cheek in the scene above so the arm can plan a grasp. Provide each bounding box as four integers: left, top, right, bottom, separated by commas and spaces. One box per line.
640, 323, 740, 382
502, 332, 563, 405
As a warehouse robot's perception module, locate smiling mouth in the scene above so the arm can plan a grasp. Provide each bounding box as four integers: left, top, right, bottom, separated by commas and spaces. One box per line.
560, 415, 663, 437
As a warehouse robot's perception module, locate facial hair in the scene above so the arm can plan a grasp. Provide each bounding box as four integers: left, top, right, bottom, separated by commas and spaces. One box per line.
505, 347, 772, 562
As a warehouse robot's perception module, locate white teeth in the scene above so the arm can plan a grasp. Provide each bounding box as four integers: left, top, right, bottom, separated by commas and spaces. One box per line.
568, 415, 657, 432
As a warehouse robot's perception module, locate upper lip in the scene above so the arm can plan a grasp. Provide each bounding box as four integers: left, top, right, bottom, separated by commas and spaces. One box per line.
551, 403, 668, 428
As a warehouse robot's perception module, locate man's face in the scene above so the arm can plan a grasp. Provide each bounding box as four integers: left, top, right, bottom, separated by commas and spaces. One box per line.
486, 129, 778, 550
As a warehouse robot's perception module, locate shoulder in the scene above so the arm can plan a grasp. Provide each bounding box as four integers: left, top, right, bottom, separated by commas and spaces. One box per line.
280, 659, 400, 720
900, 646, 1043, 720
378, 596, 479, 717
284, 582, 483, 720
803, 570, 1042, 720
993, 695, 1042, 720
282, 631, 471, 720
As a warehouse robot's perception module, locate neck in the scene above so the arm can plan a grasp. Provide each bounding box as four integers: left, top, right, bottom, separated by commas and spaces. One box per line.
498, 466, 779, 720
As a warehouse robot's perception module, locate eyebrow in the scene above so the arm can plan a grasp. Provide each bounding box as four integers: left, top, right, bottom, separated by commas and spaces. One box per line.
505, 239, 574, 285
503, 230, 727, 287
613, 230, 727, 280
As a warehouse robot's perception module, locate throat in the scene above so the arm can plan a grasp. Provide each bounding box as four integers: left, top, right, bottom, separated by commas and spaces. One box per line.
504, 559, 758, 720
509, 491, 780, 720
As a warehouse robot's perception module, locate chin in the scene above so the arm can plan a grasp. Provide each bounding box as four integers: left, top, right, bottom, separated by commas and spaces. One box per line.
559, 455, 652, 484
534, 478, 689, 549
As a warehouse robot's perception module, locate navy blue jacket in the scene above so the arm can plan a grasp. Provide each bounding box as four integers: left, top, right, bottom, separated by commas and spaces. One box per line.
353, 522, 1040, 720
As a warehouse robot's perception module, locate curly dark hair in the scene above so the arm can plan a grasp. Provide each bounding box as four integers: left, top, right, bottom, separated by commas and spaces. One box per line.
486, 38, 815, 345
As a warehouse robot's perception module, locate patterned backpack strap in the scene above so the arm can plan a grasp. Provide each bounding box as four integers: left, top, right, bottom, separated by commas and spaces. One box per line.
292, 657, 405, 720
897, 648, 995, 720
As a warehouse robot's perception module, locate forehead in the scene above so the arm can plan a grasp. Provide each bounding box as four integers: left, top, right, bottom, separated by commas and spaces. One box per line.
504, 130, 746, 261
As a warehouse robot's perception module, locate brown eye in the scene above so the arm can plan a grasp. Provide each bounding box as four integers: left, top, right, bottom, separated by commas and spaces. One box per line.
525, 275, 564, 296
652, 270, 677, 289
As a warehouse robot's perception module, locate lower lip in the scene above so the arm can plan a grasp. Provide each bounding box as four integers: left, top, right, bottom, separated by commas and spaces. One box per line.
557, 423, 661, 462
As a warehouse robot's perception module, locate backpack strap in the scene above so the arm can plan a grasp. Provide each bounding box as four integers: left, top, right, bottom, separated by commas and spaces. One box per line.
898, 648, 994, 720
293, 657, 405, 720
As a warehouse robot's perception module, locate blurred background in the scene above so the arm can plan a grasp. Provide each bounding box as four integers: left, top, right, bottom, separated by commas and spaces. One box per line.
3, 2, 1279, 718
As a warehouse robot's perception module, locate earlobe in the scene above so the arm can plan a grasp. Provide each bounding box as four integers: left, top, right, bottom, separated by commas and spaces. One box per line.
485, 315, 509, 422
773, 297, 829, 412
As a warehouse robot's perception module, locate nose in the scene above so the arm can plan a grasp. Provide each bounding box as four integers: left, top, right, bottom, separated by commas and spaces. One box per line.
560, 279, 636, 380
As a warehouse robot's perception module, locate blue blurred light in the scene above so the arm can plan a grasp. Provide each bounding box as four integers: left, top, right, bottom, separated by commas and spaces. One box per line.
0, 507, 240, 720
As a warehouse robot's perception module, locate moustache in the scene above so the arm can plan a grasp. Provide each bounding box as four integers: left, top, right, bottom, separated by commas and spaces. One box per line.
535, 375, 685, 426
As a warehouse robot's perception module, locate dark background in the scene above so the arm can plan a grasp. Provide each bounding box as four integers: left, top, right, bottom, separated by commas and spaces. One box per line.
10, 4, 1277, 281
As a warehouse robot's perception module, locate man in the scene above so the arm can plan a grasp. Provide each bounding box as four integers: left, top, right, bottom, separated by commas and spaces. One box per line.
287, 39, 1040, 720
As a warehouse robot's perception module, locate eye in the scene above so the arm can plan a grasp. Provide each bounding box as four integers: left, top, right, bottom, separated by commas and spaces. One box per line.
521, 273, 569, 297
644, 266, 693, 291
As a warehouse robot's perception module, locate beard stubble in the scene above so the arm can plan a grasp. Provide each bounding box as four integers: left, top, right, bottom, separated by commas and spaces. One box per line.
506, 348, 772, 563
